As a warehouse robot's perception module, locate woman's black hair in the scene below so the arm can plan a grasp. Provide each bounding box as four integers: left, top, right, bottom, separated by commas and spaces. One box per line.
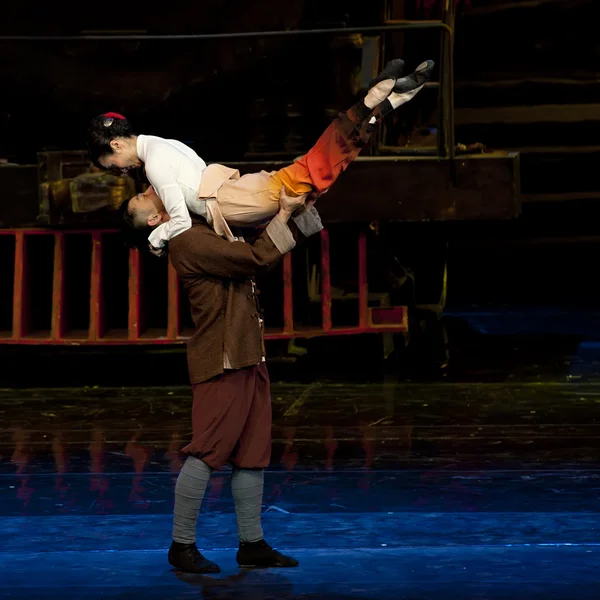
87, 112, 135, 169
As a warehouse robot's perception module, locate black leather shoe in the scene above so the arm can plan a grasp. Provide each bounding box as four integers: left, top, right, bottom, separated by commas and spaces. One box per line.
168, 541, 221, 574
237, 539, 299, 569
369, 58, 405, 89
393, 60, 435, 93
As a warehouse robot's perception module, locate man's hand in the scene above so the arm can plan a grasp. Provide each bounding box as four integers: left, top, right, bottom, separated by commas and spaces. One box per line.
277, 186, 316, 223
278, 186, 309, 216
148, 243, 167, 257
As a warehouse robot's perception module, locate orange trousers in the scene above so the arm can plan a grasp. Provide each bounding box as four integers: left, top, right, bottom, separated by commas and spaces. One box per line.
272, 111, 369, 196
214, 112, 371, 229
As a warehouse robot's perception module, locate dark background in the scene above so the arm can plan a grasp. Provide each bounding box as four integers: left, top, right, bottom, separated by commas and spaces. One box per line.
1, 0, 599, 387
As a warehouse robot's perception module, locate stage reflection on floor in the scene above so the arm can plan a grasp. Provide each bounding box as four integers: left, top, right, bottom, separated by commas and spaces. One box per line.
1, 381, 600, 599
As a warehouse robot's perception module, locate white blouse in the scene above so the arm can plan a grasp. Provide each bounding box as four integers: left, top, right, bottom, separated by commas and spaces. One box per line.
136, 134, 208, 249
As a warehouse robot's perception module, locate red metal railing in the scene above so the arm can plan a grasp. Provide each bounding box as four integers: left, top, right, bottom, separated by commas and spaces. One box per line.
0, 228, 408, 345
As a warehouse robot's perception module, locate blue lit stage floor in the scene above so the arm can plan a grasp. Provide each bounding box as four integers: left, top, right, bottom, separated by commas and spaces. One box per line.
1, 376, 600, 599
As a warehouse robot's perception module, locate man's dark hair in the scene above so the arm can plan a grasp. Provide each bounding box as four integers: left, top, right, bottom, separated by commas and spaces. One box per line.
117, 197, 152, 252
87, 112, 135, 169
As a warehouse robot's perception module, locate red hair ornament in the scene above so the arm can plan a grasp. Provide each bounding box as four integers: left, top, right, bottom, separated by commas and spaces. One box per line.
102, 112, 126, 127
